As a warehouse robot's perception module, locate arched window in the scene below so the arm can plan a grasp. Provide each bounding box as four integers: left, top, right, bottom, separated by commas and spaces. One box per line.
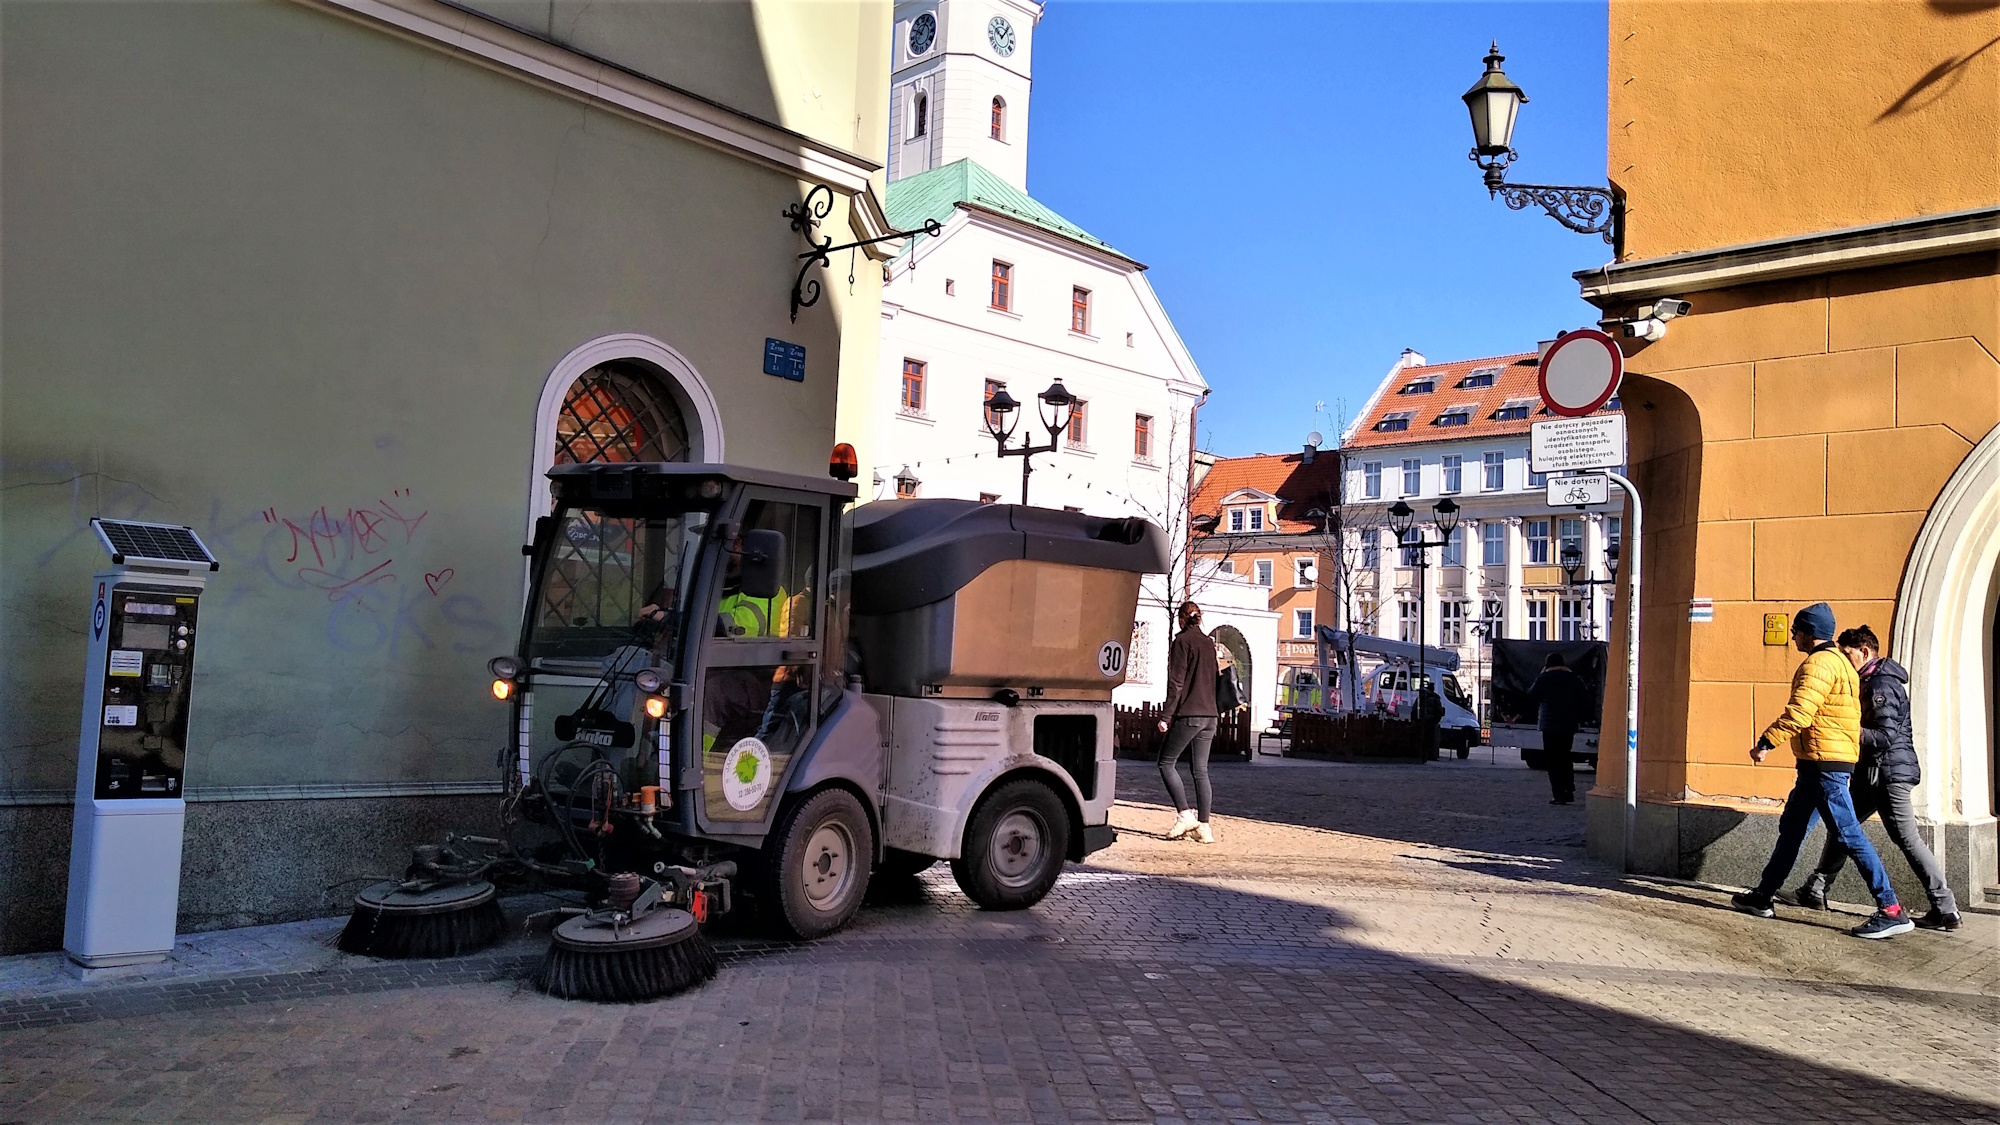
553, 361, 690, 465
913, 92, 928, 138
990, 96, 1006, 140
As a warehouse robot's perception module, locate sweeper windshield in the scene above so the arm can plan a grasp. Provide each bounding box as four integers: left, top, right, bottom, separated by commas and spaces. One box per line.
525, 507, 709, 678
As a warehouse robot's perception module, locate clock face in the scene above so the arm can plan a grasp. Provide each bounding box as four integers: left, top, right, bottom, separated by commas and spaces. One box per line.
908, 13, 936, 55
988, 16, 1015, 57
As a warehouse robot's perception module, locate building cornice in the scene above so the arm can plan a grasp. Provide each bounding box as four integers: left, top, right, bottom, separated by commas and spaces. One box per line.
955, 203, 1146, 270
301, 0, 888, 225
1573, 205, 2000, 308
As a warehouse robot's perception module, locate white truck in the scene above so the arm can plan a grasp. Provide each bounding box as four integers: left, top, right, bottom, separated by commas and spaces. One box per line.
1294, 628, 1483, 754
1486, 638, 1609, 771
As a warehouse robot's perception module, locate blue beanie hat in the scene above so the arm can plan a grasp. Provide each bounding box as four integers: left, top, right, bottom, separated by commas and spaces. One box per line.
1794, 602, 1836, 641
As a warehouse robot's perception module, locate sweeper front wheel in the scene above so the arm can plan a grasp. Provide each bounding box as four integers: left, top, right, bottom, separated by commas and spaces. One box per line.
338, 880, 505, 959
762, 787, 874, 940
531, 907, 717, 1002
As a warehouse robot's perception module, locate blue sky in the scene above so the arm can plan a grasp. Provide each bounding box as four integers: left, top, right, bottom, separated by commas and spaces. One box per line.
1027, 1, 1611, 457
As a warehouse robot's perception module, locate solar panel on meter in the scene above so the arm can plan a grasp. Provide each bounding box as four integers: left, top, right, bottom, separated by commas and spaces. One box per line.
91, 519, 219, 570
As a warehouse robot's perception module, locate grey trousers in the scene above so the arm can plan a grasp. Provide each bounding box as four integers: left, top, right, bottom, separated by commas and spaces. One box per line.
1807, 778, 1959, 914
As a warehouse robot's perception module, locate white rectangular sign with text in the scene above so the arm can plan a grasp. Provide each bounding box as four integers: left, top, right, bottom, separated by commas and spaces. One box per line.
1546, 474, 1610, 507
1530, 415, 1627, 474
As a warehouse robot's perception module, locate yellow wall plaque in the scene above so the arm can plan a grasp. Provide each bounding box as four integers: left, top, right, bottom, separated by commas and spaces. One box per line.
1763, 613, 1790, 646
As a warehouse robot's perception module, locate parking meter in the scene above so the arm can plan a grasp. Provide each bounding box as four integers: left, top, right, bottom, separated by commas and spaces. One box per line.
63, 519, 218, 968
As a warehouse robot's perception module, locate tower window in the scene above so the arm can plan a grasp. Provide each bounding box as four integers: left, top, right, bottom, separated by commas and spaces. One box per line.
990, 261, 1012, 310
991, 97, 1006, 141
912, 91, 928, 138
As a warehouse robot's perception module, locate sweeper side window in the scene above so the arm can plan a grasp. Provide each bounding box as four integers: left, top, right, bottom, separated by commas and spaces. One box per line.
530, 511, 706, 667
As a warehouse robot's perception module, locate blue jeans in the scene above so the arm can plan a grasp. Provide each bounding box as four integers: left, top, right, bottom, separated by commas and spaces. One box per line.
1753, 762, 1899, 909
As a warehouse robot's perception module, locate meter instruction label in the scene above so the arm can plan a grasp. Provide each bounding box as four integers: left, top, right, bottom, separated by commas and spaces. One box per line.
721, 737, 772, 811
108, 650, 145, 677
103, 705, 139, 727
1097, 640, 1126, 678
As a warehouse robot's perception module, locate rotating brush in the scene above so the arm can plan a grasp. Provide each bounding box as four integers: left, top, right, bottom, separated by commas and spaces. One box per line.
531, 872, 718, 1002
338, 880, 506, 959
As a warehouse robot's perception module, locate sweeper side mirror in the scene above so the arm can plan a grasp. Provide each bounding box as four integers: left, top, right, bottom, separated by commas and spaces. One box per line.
739, 529, 786, 600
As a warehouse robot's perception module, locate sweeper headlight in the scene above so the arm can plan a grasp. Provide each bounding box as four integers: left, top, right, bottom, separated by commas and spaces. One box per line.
644, 696, 668, 720
487, 655, 524, 680
634, 668, 664, 695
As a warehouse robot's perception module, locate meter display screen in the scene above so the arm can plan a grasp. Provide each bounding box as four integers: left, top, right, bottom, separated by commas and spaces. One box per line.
95, 585, 199, 800
120, 622, 172, 650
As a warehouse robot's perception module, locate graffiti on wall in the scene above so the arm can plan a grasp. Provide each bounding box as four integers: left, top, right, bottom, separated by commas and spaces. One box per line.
12, 463, 505, 659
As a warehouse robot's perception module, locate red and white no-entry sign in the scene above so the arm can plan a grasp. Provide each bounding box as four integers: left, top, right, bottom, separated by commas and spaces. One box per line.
1539, 329, 1624, 417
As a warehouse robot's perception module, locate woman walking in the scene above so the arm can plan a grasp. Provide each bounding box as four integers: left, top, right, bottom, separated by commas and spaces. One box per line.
1157, 602, 1219, 843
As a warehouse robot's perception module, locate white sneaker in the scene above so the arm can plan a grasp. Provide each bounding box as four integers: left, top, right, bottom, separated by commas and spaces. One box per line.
1165, 810, 1199, 840
1193, 822, 1216, 844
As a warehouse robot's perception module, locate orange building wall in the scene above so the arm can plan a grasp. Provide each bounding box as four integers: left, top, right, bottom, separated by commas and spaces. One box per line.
1596, 253, 2000, 809
1608, 2, 2000, 259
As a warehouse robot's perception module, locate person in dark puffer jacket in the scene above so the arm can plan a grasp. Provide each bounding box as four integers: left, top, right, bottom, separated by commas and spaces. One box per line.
1794, 625, 1961, 930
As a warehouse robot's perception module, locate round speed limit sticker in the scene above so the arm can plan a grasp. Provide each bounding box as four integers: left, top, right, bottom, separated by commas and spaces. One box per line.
1097, 640, 1126, 678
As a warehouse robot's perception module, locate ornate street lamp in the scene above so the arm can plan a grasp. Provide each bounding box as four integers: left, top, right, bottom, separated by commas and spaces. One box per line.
1384, 498, 1460, 754
1561, 541, 1620, 639
983, 381, 1077, 505
1463, 42, 1624, 251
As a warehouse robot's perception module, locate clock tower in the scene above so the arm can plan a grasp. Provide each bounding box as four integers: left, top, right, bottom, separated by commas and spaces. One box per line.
888, 0, 1043, 190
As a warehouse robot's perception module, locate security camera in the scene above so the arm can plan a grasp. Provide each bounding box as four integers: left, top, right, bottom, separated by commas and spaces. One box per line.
1622, 317, 1667, 342
1648, 298, 1692, 321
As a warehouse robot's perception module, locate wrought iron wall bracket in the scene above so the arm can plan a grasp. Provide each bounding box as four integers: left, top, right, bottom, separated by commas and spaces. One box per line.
785, 184, 943, 322
1469, 150, 1624, 252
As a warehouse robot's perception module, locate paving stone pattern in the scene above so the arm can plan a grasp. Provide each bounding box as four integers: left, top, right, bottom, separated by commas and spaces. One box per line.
2, 757, 1995, 1123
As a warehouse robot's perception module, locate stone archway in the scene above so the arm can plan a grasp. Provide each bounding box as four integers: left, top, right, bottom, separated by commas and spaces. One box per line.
1212, 624, 1253, 706
1893, 420, 2000, 900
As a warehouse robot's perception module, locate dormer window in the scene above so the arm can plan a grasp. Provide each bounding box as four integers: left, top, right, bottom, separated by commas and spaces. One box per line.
1433, 403, 1474, 427
1226, 504, 1267, 533
1398, 379, 1436, 395
1494, 399, 1533, 422
1374, 410, 1414, 432
1458, 366, 1501, 388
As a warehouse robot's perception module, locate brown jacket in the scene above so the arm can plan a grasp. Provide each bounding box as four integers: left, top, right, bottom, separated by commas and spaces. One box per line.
1162, 624, 1218, 719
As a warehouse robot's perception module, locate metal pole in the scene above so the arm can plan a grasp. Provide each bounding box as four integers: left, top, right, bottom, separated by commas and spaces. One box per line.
1416, 549, 1427, 753
1020, 453, 1031, 505
1605, 471, 1643, 873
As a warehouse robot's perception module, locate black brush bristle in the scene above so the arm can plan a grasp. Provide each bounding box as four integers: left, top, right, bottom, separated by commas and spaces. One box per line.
530, 929, 718, 1002
338, 895, 505, 959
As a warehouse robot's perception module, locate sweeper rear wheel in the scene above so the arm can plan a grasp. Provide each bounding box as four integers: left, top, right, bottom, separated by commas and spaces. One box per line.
338, 880, 505, 959
531, 907, 717, 1002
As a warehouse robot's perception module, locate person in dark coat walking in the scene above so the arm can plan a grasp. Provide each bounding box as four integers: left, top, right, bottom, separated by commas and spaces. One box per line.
1527, 653, 1589, 804
1794, 626, 1961, 929
1156, 602, 1220, 843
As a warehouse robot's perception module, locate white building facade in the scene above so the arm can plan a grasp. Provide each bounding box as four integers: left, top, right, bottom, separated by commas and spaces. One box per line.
873, 0, 1208, 704
1338, 351, 1626, 714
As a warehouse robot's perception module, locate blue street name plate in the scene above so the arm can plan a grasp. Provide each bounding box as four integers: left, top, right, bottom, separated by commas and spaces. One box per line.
763, 338, 806, 382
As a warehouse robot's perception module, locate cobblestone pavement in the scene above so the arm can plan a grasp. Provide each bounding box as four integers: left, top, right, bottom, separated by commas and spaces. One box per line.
3, 757, 1996, 1124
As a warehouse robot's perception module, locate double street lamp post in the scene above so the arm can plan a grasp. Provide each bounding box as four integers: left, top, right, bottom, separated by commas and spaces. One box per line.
1386, 497, 1460, 754
983, 382, 1078, 506
1561, 542, 1622, 640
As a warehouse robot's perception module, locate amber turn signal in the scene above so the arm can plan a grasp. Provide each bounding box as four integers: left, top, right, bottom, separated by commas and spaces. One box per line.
490, 678, 513, 701
829, 442, 858, 481
644, 695, 668, 720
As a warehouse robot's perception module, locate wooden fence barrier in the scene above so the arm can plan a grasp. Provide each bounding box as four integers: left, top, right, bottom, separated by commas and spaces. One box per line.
1285, 710, 1436, 763
1113, 704, 1250, 762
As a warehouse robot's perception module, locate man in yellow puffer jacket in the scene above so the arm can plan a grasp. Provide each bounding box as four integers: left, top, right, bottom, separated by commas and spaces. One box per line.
1732, 603, 1913, 939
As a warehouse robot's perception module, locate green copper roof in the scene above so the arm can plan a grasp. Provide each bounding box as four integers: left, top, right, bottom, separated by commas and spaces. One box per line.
885, 159, 1119, 256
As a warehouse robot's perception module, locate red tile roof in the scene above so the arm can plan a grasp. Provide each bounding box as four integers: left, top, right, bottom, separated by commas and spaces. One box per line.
1344, 351, 1546, 449
1190, 451, 1345, 535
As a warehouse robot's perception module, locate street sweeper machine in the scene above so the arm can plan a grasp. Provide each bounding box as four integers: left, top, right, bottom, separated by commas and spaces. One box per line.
339, 458, 1166, 1001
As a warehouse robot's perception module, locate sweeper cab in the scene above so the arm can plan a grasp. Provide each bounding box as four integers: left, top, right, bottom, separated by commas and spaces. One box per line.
342, 459, 1166, 998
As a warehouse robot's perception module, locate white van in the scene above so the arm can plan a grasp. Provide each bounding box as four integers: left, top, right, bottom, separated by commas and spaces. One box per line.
1361, 663, 1483, 754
